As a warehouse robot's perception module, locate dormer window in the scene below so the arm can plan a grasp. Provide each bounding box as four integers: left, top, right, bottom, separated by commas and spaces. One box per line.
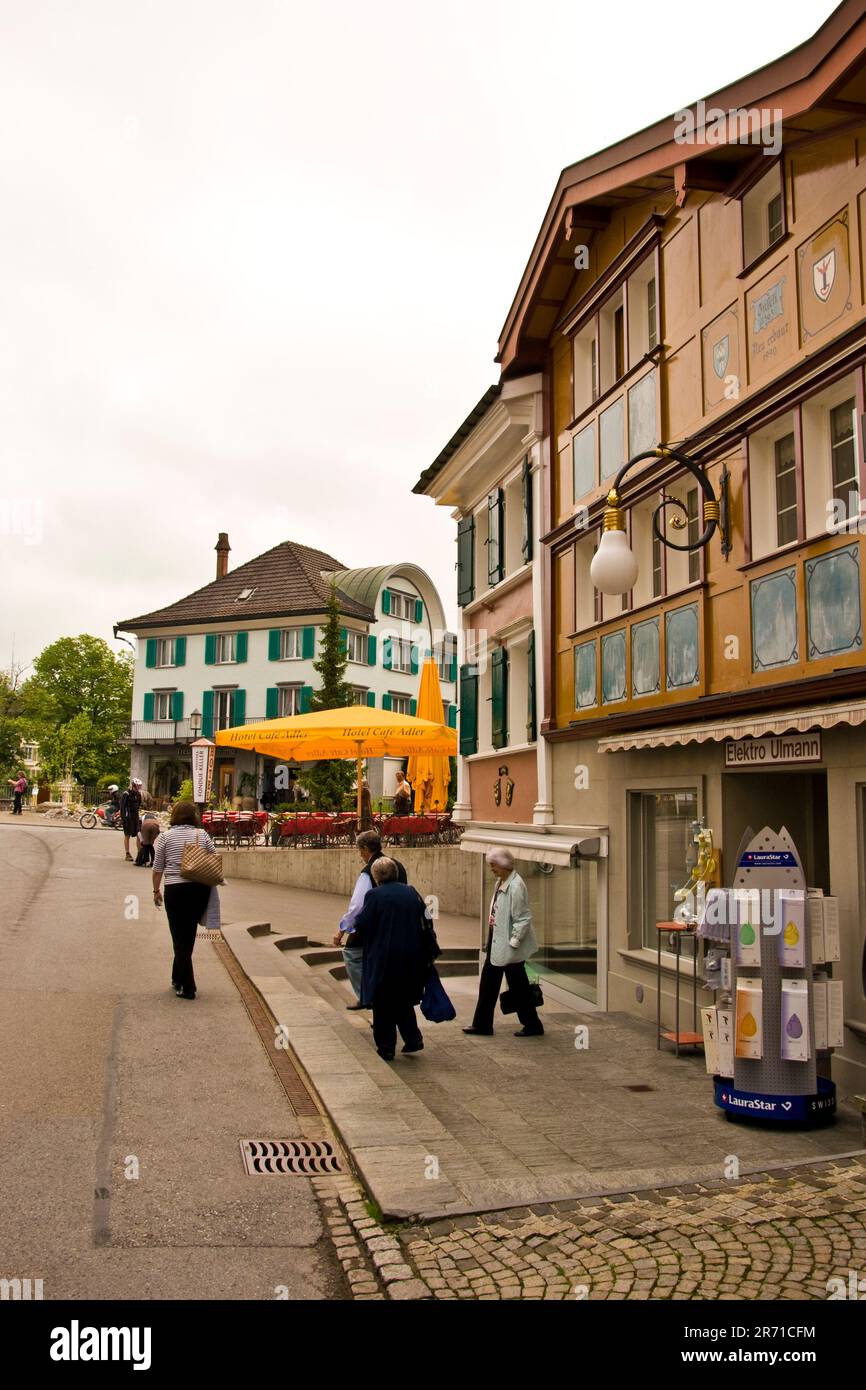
237, 587, 255, 601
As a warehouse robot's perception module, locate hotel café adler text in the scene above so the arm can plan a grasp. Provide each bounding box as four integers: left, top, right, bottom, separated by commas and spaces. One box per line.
432, 2, 866, 1096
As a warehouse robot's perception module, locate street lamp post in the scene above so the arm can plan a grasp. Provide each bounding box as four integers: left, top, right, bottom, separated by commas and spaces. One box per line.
590, 446, 731, 595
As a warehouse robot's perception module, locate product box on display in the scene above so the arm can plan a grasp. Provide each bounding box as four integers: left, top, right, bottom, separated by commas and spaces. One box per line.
735, 977, 763, 1059
780, 977, 811, 1062
701, 1006, 720, 1075
716, 1006, 735, 1077
776, 889, 806, 968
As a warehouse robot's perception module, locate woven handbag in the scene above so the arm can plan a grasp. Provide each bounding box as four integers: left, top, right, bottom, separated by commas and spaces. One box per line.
179, 832, 224, 887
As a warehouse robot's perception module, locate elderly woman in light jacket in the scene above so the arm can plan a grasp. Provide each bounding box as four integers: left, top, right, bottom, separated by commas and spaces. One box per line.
463, 848, 543, 1038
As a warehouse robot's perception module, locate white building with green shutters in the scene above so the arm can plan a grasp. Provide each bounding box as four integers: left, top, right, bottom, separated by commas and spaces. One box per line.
116, 537, 457, 805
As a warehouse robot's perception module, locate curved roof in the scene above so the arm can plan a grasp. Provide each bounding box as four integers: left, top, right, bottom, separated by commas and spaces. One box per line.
325, 563, 448, 630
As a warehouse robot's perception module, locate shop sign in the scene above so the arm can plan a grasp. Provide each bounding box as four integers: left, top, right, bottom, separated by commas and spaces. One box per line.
724, 733, 821, 768
191, 739, 216, 803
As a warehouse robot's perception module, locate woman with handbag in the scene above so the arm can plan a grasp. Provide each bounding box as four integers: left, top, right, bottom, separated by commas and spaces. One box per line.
463, 848, 544, 1038
152, 801, 223, 1000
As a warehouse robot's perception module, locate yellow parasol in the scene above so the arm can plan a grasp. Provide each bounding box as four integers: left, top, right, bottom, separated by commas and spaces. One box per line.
215, 704, 456, 822
406, 659, 452, 812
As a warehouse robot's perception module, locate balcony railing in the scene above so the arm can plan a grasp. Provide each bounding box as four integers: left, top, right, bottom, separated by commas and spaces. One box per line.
124, 717, 266, 743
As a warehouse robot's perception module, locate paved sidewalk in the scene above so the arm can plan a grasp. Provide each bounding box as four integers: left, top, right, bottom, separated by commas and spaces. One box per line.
218, 885, 864, 1222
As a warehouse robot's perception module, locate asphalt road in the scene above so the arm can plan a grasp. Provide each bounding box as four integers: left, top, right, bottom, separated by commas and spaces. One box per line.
0, 819, 346, 1301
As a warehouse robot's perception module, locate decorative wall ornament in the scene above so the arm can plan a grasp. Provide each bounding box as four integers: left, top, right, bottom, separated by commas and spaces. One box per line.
493, 764, 514, 808
797, 210, 851, 343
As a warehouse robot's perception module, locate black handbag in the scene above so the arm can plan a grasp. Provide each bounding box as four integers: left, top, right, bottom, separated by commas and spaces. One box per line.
500, 981, 544, 1015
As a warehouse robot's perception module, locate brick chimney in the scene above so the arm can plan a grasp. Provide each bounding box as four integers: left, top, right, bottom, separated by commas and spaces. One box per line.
215, 533, 231, 579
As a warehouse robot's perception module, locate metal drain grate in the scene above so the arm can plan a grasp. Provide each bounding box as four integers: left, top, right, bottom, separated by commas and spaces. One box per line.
240, 1138, 342, 1175
197, 929, 222, 940
623, 1084, 656, 1093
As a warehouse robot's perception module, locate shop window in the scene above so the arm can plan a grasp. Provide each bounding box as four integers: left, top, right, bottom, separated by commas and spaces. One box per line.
516, 858, 598, 1005
806, 543, 862, 659
628, 789, 699, 951
742, 162, 786, 269
751, 568, 798, 670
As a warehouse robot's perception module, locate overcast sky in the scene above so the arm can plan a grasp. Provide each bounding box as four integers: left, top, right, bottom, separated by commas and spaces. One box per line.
0, 0, 837, 672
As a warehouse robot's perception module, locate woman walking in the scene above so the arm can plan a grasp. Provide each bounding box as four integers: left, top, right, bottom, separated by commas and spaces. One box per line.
463, 848, 543, 1037
352, 857, 437, 1060
151, 800, 221, 1000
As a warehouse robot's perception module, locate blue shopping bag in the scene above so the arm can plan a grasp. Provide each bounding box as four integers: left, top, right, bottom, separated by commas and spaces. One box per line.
420, 967, 456, 1023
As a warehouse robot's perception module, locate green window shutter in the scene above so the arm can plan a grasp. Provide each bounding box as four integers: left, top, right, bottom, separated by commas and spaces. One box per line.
449, 650, 458, 684
204, 634, 216, 666
491, 647, 508, 749
410, 698, 417, 716
235, 631, 248, 663
527, 629, 537, 743
488, 488, 505, 587
340, 627, 348, 655
447, 703, 457, 729
302, 627, 315, 659
410, 644, 419, 676
300, 685, 313, 713
232, 689, 246, 726
457, 516, 475, 606
170, 691, 184, 721
382, 692, 392, 712
367, 634, 377, 666
268, 629, 281, 661
366, 690, 376, 708
521, 456, 533, 564
382, 589, 391, 616
383, 637, 392, 670
414, 598, 423, 624
266, 687, 279, 719
145, 638, 157, 668
143, 692, 154, 722
458, 666, 478, 756
202, 690, 215, 738
174, 636, 186, 667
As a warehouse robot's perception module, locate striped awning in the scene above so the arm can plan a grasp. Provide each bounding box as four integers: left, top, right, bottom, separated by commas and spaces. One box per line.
597, 699, 866, 754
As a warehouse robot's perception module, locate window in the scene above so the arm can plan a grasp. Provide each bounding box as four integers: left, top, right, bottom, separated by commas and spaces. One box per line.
388, 590, 415, 622
390, 693, 412, 715
346, 630, 367, 664
153, 691, 174, 721
687, 489, 700, 583
214, 689, 234, 730
436, 636, 456, 684
279, 628, 302, 660
742, 163, 785, 268
236, 586, 256, 601
774, 433, 798, 545
391, 639, 413, 674
652, 532, 662, 598
590, 337, 598, 402
487, 487, 505, 586
349, 687, 369, 706
830, 398, 858, 517
215, 633, 236, 664
573, 320, 598, 416
155, 638, 175, 668
599, 285, 625, 394
629, 789, 699, 952
614, 305, 625, 380
647, 277, 657, 351
277, 686, 303, 717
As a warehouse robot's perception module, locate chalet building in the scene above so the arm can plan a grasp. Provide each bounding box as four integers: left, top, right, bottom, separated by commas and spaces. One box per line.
420, 2, 866, 1090
116, 536, 456, 805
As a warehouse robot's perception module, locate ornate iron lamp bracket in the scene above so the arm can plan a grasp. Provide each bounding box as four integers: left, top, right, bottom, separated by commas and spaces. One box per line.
605, 446, 731, 557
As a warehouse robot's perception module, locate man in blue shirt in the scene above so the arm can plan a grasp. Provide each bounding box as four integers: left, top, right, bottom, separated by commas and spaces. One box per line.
333, 829, 406, 1009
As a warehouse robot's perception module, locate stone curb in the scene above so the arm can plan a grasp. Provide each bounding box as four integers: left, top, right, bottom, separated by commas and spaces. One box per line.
311, 1175, 433, 1301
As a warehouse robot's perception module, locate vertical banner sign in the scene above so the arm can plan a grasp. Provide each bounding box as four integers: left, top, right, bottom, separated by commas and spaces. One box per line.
191, 739, 216, 804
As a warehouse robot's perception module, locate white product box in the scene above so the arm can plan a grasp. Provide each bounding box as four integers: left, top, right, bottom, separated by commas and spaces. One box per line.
822, 898, 841, 962
807, 896, 826, 964
716, 1006, 735, 1077
721, 956, 732, 992
776, 889, 806, 968
828, 979, 844, 1048
780, 978, 810, 1062
813, 978, 828, 1051
701, 1006, 720, 1076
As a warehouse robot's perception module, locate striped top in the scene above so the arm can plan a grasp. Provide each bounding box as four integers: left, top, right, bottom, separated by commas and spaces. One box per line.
153, 825, 217, 885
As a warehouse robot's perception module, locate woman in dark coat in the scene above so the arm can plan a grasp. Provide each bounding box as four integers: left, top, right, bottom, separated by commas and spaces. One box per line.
351, 857, 438, 1060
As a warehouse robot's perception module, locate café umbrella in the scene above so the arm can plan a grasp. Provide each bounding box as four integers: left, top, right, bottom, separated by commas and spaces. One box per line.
214, 705, 457, 822
406, 658, 451, 812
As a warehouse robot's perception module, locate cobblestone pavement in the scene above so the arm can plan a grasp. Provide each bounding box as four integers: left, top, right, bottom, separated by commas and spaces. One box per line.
394, 1155, 866, 1300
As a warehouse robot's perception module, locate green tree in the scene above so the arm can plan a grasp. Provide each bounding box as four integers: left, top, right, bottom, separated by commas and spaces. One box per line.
304, 582, 355, 812
24, 636, 133, 784
0, 668, 50, 783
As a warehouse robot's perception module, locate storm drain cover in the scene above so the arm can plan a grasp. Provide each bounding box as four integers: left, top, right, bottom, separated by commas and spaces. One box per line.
240, 1138, 342, 1175
197, 929, 222, 940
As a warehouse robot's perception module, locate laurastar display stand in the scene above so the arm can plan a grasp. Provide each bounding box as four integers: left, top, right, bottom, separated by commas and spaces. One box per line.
701, 825, 838, 1126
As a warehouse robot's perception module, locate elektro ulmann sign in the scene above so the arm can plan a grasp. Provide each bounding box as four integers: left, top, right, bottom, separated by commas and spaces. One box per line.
724, 733, 822, 768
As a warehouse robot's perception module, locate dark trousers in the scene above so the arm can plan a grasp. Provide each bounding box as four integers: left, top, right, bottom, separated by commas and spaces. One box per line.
472, 939, 542, 1032
372, 991, 423, 1057
164, 882, 209, 997
12, 793, 23, 814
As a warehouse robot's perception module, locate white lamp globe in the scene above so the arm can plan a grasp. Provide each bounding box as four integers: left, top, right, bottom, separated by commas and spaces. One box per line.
590, 528, 639, 595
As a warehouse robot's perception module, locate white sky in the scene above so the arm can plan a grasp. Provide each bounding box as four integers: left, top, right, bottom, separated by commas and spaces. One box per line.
0, 0, 837, 671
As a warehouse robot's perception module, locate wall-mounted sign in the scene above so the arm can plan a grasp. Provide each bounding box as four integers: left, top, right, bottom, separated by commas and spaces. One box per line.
724, 733, 821, 768
797, 209, 852, 343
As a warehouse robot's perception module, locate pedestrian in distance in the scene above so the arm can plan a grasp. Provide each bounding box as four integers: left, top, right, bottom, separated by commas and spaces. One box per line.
393, 769, 412, 814
333, 829, 406, 1010
151, 800, 221, 1000
463, 848, 544, 1038
135, 811, 161, 866
120, 777, 143, 861
351, 857, 438, 1061
359, 778, 374, 830
9, 772, 28, 815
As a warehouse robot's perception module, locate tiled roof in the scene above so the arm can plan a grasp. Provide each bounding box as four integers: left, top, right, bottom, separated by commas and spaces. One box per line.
116, 540, 375, 631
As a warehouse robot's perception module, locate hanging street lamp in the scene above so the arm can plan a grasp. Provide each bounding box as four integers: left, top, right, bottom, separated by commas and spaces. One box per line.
590, 446, 731, 596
